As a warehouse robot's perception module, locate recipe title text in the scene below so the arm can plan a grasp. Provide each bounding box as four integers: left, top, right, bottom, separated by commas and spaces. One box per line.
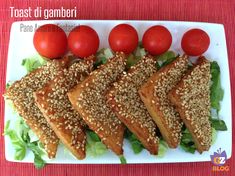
10, 6, 77, 19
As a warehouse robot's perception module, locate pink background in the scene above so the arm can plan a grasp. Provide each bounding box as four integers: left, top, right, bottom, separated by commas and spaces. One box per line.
0, 0, 234, 175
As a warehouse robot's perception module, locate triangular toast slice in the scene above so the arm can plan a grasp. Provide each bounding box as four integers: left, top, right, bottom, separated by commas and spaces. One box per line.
34, 60, 93, 159
107, 56, 159, 154
68, 53, 126, 155
168, 57, 212, 153
139, 55, 188, 148
5, 57, 69, 158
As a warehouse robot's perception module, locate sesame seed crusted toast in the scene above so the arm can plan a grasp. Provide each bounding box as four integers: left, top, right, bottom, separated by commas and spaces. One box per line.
68, 53, 126, 155
139, 55, 189, 148
107, 56, 159, 155
34, 60, 93, 159
4, 57, 70, 158
168, 57, 212, 153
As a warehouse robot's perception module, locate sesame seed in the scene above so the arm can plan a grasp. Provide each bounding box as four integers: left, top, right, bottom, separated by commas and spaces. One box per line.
151, 55, 189, 145
108, 55, 159, 151
35, 60, 93, 155
5, 60, 68, 158
172, 58, 212, 149
70, 53, 126, 154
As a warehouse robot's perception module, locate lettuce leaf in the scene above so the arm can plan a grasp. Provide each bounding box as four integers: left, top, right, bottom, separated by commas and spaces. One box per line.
156, 51, 178, 69
209, 62, 227, 130
157, 140, 168, 158
4, 116, 46, 168
21, 54, 46, 73
95, 45, 147, 70
86, 130, 107, 157
126, 44, 147, 69
210, 118, 227, 131
4, 120, 27, 160
210, 61, 224, 113
94, 48, 113, 68
34, 153, 46, 169
180, 127, 196, 154
119, 155, 127, 164
104, 48, 114, 59
6, 82, 12, 89
126, 54, 139, 69
211, 127, 217, 145
87, 130, 100, 142
125, 129, 144, 154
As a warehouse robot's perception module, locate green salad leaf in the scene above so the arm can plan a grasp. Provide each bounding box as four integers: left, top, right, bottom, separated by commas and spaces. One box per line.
4, 120, 27, 160
87, 130, 100, 142
27, 142, 45, 157
104, 48, 114, 59
126, 53, 140, 69
6, 82, 12, 89
211, 127, 217, 145
156, 51, 178, 69
28, 142, 46, 169
86, 130, 107, 157
210, 118, 227, 131
15, 116, 30, 141
125, 129, 144, 154
34, 153, 46, 169
209, 62, 227, 130
94, 56, 107, 68
4, 116, 46, 168
157, 140, 168, 158
209, 62, 227, 131
180, 127, 196, 154
210, 61, 224, 113
94, 48, 112, 68
28, 129, 39, 143
126, 43, 147, 69
21, 54, 46, 73
95, 44, 147, 70
119, 155, 127, 164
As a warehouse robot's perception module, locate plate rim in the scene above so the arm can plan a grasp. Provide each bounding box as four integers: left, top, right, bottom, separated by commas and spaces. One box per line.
4, 20, 232, 164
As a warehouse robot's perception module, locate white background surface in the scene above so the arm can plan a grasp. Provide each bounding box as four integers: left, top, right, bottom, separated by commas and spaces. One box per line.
5, 20, 232, 164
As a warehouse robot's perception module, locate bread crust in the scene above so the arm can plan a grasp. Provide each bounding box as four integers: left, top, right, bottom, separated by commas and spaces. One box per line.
34, 61, 93, 159
4, 57, 70, 158
139, 55, 188, 148
68, 53, 126, 155
168, 57, 212, 153
106, 56, 159, 155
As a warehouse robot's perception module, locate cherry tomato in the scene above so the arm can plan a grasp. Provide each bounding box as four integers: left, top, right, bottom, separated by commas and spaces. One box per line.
108, 24, 138, 54
68, 25, 99, 58
142, 25, 172, 55
33, 24, 67, 59
181, 29, 210, 56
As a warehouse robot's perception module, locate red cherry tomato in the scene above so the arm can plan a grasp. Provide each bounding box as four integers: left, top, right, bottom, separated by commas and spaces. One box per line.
181, 29, 210, 56
33, 24, 67, 59
108, 24, 138, 54
68, 25, 99, 58
142, 25, 172, 55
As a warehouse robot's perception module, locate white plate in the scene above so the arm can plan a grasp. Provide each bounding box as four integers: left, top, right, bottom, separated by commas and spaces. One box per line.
5, 20, 232, 164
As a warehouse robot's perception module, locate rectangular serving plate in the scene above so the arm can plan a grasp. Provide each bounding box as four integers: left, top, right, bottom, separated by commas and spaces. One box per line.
5, 20, 232, 164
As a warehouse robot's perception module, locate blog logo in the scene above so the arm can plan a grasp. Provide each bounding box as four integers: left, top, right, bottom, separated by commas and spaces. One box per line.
211, 148, 229, 172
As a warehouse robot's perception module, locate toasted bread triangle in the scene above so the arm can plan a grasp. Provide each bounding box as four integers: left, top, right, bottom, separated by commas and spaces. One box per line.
107, 55, 159, 154
139, 55, 188, 148
68, 53, 126, 155
4, 57, 70, 158
168, 57, 212, 153
34, 61, 93, 159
